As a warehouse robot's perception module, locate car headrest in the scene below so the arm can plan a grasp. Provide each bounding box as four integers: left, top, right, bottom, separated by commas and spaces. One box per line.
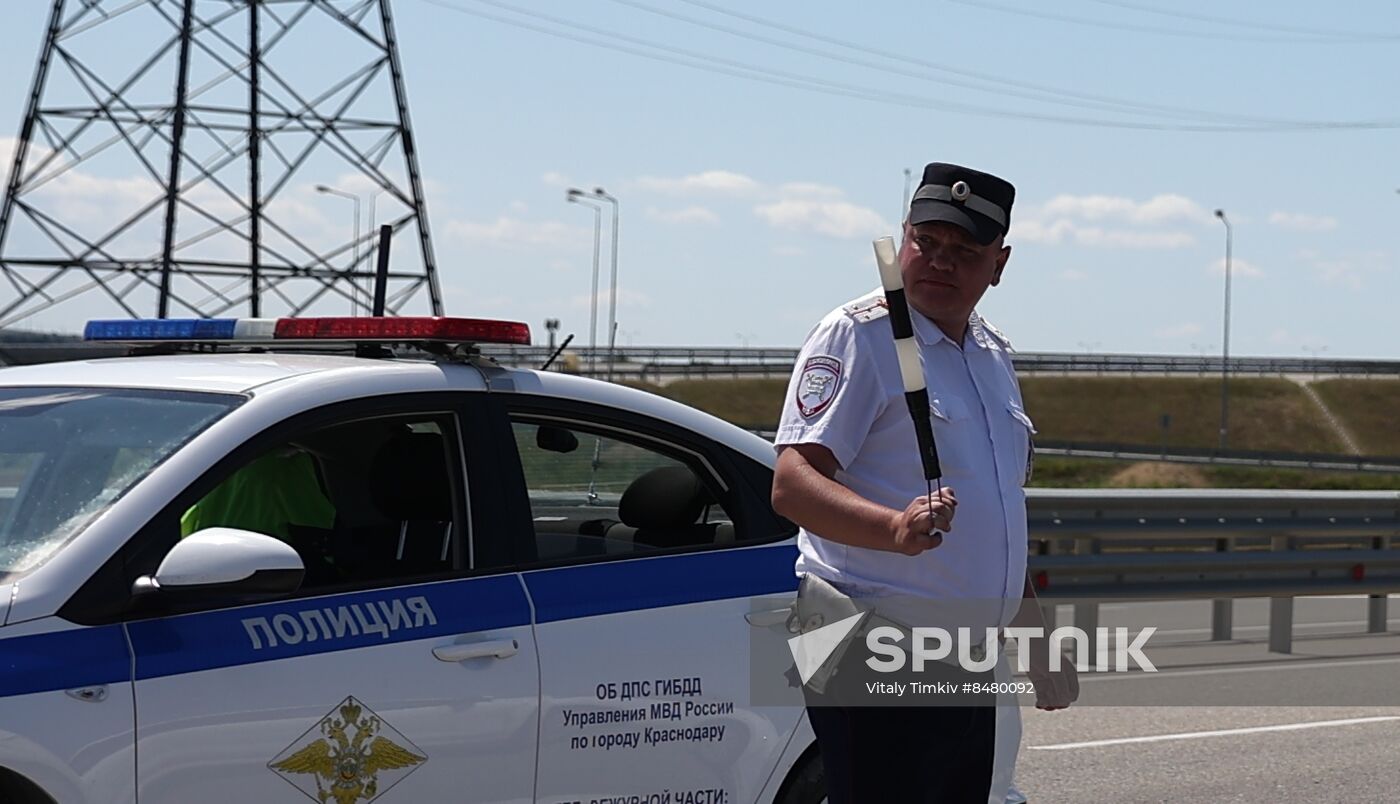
618, 466, 713, 530
368, 431, 452, 521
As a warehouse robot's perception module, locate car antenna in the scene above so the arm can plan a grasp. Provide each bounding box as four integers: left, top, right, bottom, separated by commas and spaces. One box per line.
540, 334, 574, 371
372, 223, 392, 317
357, 224, 395, 358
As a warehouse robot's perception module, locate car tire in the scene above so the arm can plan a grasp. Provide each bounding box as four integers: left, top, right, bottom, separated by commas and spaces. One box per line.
775, 746, 826, 804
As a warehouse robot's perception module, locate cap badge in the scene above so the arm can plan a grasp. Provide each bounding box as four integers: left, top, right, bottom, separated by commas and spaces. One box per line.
950, 180, 971, 202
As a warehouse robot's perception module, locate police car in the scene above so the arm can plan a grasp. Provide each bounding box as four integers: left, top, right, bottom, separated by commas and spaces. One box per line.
0, 316, 824, 804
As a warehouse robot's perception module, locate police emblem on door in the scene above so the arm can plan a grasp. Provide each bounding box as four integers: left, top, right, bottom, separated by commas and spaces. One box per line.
270, 696, 426, 803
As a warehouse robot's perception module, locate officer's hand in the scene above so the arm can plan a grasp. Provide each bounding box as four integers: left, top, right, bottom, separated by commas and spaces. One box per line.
1027, 641, 1080, 711
889, 488, 957, 555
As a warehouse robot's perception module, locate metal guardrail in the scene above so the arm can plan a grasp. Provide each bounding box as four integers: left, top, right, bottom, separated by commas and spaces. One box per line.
1023, 489, 1400, 653
475, 345, 1400, 379
1033, 440, 1400, 474
753, 431, 1400, 474
5, 340, 1400, 377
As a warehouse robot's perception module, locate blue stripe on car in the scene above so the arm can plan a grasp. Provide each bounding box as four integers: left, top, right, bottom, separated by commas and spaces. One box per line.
522, 544, 798, 623
0, 543, 798, 698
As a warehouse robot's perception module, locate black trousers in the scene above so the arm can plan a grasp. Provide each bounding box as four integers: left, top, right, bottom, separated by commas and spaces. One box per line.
802, 647, 997, 804
807, 702, 996, 804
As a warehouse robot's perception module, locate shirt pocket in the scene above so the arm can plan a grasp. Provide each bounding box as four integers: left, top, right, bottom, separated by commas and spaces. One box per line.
930, 392, 968, 423
927, 392, 971, 474
1005, 399, 1036, 486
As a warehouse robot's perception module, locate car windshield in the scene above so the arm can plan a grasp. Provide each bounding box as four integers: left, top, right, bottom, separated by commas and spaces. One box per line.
0, 387, 240, 579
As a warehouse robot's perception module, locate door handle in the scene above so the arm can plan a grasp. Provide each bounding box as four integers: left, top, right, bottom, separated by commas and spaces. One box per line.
433, 638, 520, 662
745, 608, 794, 628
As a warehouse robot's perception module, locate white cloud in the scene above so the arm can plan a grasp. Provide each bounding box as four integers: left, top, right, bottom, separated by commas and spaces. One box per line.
506, 200, 528, 214
1155, 322, 1203, 338
1015, 192, 1209, 249
1311, 250, 1389, 289
1058, 268, 1088, 281
1269, 211, 1338, 232
772, 245, 807, 257
1015, 219, 1194, 249
1074, 227, 1196, 248
754, 199, 890, 239
633, 170, 760, 195
645, 205, 719, 225
540, 171, 570, 188
1209, 257, 1264, 278
443, 216, 590, 250
776, 181, 845, 199
1039, 193, 1211, 225
1269, 328, 1292, 345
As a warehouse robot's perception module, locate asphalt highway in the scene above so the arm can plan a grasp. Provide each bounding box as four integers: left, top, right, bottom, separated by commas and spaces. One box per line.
1011, 596, 1400, 803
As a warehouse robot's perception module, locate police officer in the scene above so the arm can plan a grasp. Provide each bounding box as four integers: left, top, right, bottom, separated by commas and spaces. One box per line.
772, 162, 1077, 803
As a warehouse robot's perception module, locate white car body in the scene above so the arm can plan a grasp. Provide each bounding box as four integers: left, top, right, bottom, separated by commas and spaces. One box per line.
0, 352, 816, 804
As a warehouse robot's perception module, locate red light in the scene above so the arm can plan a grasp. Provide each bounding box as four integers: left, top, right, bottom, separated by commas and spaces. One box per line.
274, 317, 531, 345
1352, 564, 1365, 582
1034, 571, 1049, 591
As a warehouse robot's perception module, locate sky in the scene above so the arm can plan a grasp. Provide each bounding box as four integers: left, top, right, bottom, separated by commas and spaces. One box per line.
1, 0, 1398, 357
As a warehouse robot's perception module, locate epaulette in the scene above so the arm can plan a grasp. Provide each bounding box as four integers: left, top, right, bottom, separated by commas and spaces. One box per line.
842, 296, 889, 324
972, 312, 1014, 352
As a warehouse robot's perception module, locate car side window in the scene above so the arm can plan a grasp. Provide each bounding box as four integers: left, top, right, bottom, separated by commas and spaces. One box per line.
511, 418, 743, 563
181, 413, 464, 590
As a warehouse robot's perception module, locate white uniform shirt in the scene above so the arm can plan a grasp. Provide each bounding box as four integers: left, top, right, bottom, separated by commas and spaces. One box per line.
776, 289, 1035, 628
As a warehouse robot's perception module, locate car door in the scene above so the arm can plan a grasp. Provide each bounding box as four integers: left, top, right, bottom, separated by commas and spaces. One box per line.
497, 399, 802, 804
114, 396, 539, 803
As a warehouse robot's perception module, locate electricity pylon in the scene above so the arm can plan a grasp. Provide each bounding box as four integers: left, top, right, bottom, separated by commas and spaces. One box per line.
0, 0, 442, 327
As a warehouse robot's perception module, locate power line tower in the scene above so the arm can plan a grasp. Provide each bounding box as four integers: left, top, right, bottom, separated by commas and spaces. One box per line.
0, 0, 442, 328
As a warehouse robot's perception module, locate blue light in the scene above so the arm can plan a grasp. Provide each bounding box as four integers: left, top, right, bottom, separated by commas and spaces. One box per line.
83, 318, 240, 341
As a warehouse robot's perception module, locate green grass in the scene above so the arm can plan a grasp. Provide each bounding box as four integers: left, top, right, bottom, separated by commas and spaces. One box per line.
621, 376, 1398, 489
643, 376, 1348, 456
652, 379, 788, 430
1311, 379, 1400, 456
1019, 377, 1344, 453
1028, 457, 1400, 490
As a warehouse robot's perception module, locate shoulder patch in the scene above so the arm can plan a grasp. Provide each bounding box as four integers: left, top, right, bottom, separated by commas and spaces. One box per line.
842, 296, 889, 324
973, 313, 1014, 352
796, 356, 843, 418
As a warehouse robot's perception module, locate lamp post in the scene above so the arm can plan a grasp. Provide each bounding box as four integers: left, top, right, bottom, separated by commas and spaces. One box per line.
592, 187, 620, 381
902, 167, 913, 220
544, 318, 560, 351
365, 186, 391, 291
1214, 208, 1233, 451
1302, 344, 1328, 382
1191, 342, 1215, 377
316, 184, 361, 314
566, 189, 604, 360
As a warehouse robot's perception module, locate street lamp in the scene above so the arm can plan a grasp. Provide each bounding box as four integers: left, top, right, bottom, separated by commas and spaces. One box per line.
1214, 208, 1233, 450
1078, 340, 1104, 376
566, 188, 604, 358
365, 186, 391, 284
316, 184, 361, 315
591, 187, 620, 381
902, 167, 913, 220
1302, 344, 1328, 381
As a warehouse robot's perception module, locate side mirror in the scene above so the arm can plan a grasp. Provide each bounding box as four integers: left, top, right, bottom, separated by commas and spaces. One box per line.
536, 425, 579, 454
133, 528, 304, 597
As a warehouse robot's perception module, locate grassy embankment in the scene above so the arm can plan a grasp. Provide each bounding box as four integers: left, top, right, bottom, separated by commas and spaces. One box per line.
1312, 379, 1400, 456
624, 377, 1400, 489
